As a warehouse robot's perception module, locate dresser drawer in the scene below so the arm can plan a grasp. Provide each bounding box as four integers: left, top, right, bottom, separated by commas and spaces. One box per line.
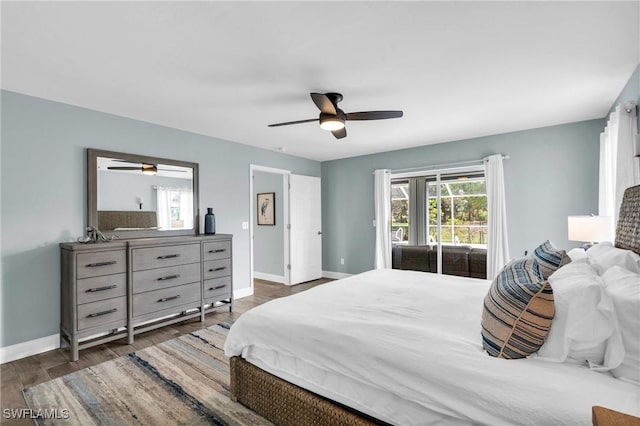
77, 297, 126, 331
76, 250, 126, 279
77, 273, 126, 304
133, 263, 201, 294
203, 259, 231, 280
203, 241, 231, 261
204, 276, 232, 303
133, 282, 201, 318
132, 243, 200, 271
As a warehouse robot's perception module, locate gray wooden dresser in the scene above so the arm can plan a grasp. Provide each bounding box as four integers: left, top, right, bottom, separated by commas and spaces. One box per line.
60, 234, 233, 361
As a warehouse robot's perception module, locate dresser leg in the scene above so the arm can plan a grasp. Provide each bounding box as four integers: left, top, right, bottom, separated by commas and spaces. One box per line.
71, 338, 79, 362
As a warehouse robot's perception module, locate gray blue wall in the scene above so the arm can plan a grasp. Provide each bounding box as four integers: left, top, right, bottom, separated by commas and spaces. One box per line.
321, 119, 604, 275
0, 90, 320, 348
253, 171, 284, 277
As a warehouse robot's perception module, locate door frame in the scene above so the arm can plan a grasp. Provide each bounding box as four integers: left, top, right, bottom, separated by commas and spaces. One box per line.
249, 164, 291, 288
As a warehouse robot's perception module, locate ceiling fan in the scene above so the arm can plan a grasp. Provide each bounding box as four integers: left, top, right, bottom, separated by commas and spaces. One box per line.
268, 92, 403, 139
107, 161, 186, 176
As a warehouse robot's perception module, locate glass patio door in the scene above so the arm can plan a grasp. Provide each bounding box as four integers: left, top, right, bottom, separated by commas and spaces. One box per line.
392, 166, 487, 275
427, 170, 487, 274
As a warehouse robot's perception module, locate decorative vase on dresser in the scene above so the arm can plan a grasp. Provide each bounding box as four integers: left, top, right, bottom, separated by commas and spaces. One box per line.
60, 234, 233, 361
204, 208, 216, 234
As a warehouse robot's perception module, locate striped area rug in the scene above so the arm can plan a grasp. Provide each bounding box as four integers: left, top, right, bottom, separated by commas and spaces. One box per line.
23, 322, 271, 425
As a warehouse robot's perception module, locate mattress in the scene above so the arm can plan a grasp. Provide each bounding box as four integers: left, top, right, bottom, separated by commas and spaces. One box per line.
224, 269, 640, 425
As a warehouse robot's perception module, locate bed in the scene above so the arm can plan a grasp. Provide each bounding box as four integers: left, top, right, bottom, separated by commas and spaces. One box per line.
224, 185, 640, 425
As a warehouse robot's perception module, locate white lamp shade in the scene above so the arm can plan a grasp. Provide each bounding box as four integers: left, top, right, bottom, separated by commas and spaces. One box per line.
567, 216, 614, 243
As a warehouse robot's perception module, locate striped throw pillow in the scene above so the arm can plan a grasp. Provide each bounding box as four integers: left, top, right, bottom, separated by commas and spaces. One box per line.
481, 257, 555, 359
533, 240, 571, 279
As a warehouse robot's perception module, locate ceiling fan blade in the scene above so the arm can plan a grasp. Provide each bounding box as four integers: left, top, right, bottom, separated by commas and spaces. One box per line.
310, 93, 337, 115
107, 166, 142, 170
268, 118, 318, 127
345, 110, 403, 121
331, 127, 347, 139
157, 168, 187, 172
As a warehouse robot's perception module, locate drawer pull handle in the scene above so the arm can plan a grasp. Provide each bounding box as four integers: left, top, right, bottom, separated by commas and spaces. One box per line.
86, 261, 117, 268
209, 267, 226, 272
157, 254, 180, 259
86, 284, 117, 293
209, 249, 226, 253
209, 284, 226, 291
158, 295, 181, 303
87, 308, 117, 318
158, 274, 180, 281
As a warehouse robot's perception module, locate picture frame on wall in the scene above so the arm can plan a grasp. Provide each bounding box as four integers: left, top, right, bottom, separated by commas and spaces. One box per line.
257, 192, 275, 225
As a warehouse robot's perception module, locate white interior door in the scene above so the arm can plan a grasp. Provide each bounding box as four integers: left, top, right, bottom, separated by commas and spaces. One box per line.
289, 174, 322, 285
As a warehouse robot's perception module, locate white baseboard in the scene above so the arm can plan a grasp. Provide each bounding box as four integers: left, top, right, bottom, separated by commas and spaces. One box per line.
1, 334, 60, 364
253, 272, 286, 284
234, 286, 253, 299
322, 270, 353, 280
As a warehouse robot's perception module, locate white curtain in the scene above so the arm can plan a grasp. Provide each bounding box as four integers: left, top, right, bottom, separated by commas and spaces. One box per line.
156, 186, 172, 230
156, 186, 194, 230
374, 169, 392, 269
599, 103, 639, 236
484, 154, 510, 279
179, 191, 194, 229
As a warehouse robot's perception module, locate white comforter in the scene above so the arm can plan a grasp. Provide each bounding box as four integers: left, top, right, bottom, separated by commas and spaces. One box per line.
224, 269, 640, 425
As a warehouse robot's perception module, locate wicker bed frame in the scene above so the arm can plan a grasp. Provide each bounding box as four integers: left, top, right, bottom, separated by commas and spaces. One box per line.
230, 357, 383, 425
230, 184, 640, 426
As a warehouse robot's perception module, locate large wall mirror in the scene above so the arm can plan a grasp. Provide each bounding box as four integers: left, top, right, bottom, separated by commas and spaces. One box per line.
87, 149, 199, 239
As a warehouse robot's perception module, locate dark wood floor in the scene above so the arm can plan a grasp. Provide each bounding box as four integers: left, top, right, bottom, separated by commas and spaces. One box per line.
0, 278, 331, 424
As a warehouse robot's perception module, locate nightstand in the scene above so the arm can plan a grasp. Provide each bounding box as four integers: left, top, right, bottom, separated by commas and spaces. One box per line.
593, 406, 640, 426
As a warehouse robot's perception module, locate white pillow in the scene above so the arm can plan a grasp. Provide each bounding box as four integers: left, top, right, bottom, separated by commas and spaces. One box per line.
567, 247, 588, 262
537, 260, 625, 370
602, 266, 640, 385
587, 241, 640, 274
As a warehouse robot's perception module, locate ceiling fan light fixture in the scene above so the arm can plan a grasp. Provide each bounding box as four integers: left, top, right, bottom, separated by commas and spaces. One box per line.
142, 164, 157, 175
319, 114, 345, 131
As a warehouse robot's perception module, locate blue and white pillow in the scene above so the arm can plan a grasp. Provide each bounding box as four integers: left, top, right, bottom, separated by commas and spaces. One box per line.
533, 240, 571, 279
481, 256, 555, 359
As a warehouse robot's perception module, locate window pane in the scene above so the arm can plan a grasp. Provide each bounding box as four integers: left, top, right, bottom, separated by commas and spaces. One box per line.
391, 182, 409, 243
426, 179, 487, 248
447, 180, 486, 196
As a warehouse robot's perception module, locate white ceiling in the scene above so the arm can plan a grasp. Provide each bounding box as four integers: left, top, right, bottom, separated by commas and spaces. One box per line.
2, 1, 639, 161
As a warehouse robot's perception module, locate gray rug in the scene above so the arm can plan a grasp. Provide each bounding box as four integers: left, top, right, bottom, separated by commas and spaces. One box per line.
23, 322, 271, 425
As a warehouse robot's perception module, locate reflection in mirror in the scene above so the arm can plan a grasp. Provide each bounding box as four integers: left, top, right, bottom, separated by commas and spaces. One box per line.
88, 149, 199, 238
97, 158, 194, 231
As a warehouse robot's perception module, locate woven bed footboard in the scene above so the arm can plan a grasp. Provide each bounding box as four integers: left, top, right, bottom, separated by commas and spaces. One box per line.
230, 356, 382, 426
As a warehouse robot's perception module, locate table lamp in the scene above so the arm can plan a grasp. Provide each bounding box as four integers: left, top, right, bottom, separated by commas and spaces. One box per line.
567, 215, 614, 249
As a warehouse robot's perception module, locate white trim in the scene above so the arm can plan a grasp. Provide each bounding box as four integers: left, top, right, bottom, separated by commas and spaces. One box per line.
253, 271, 286, 284
282, 174, 291, 285
250, 165, 292, 175
1, 334, 60, 364
322, 270, 353, 280
249, 164, 292, 292
234, 286, 254, 299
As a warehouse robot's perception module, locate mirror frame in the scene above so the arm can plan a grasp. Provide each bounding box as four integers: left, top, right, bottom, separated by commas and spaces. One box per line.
87, 148, 200, 239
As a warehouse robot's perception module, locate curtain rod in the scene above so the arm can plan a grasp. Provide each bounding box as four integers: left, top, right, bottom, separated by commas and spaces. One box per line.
374, 154, 509, 175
